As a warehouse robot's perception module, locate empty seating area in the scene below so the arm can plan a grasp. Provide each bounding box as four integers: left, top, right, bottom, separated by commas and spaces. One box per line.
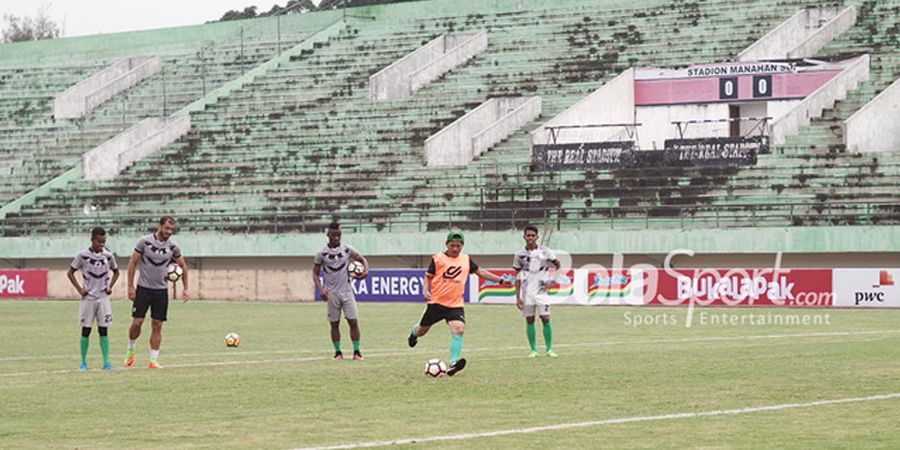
0, 0, 898, 236
0, 22, 312, 206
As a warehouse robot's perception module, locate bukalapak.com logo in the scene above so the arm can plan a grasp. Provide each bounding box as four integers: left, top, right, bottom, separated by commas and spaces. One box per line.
0, 274, 26, 295
676, 273, 796, 304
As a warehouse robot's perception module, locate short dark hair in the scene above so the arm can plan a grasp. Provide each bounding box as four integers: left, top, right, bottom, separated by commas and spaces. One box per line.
159, 216, 176, 225
524, 225, 539, 235
328, 222, 341, 231
91, 227, 106, 239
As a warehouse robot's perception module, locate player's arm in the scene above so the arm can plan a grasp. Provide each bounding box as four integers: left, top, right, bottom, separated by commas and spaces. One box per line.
476, 267, 511, 285
423, 257, 435, 301
108, 268, 120, 295
423, 272, 433, 301
66, 267, 87, 297
175, 255, 189, 302
514, 268, 523, 310
126, 251, 141, 301
313, 264, 328, 300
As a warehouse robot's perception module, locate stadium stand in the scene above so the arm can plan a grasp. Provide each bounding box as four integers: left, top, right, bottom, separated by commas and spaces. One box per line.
0, 0, 898, 237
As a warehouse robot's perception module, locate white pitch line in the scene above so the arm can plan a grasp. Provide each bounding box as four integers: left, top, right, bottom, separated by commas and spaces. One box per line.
1, 329, 898, 377
2, 329, 897, 363
292, 393, 900, 450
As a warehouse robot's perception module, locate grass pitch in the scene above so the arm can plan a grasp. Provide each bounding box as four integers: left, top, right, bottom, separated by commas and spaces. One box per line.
1, 300, 898, 449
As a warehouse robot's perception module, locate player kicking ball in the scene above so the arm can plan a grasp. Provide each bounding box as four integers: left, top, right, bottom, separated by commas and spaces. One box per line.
513, 225, 561, 358
407, 230, 512, 376
67, 227, 119, 371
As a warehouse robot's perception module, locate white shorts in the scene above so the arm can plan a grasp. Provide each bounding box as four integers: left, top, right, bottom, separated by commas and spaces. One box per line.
521, 291, 551, 317
327, 291, 358, 322
522, 303, 551, 318
79, 296, 112, 328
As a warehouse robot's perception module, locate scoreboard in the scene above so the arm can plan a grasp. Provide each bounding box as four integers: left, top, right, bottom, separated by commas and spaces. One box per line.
634, 61, 841, 106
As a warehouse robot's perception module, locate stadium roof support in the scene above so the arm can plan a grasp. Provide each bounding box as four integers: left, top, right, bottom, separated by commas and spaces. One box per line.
531, 69, 635, 145
425, 96, 541, 166
844, 76, 900, 153
738, 6, 856, 61
82, 116, 191, 181
370, 31, 487, 101
53, 56, 161, 119
771, 55, 869, 145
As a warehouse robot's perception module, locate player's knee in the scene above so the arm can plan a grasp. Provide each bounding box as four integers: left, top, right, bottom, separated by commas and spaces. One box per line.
525, 316, 536, 324
98, 327, 108, 337
132, 317, 144, 327
151, 319, 163, 330
347, 319, 359, 328
540, 316, 550, 324
330, 321, 340, 329
81, 327, 92, 337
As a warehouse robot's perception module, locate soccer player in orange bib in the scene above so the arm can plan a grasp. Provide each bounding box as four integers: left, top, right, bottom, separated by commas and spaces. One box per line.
407, 230, 512, 376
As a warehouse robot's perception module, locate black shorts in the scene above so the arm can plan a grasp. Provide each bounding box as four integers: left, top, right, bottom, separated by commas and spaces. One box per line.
133, 286, 169, 321
419, 303, 465, 327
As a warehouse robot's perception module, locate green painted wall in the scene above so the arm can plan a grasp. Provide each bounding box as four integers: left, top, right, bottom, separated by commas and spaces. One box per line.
1, 226, 897, 259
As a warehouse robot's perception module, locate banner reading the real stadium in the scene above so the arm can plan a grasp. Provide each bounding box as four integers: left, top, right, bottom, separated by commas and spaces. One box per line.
471, 269, 575, 304
662, 136, 764, 166
0, 270, 48, 299
532, 141, 635, 171
649, 268, 833, 307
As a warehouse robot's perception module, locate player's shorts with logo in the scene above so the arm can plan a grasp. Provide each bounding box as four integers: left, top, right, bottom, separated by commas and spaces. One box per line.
419, 303, 466, 326
132, 286, 169, 321
521, 287, 552, 317
79, 296, 113, 327
327, 290, 358, 322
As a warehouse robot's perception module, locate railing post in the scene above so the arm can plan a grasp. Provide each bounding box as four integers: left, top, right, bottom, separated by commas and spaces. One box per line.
200, 49, 207, 96
162, 67, 167, 116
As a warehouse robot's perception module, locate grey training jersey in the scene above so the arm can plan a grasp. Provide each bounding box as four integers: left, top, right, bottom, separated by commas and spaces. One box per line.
512, 245, 557, 295
70, 248, 118, 300
134, 234, 182, 290
314, 243, 360, 295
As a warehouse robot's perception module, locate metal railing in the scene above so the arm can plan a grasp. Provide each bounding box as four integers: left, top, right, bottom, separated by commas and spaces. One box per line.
3, 200, 897, 237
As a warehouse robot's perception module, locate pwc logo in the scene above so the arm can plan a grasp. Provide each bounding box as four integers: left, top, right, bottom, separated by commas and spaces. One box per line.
443, 266, 463, 280
874, 270, 894, 288
0, 274, 26, 295
855, 270, 894, 305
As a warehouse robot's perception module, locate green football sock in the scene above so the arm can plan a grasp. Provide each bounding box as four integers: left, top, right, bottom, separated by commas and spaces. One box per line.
543, 322, 553, 351
526, 323, 537, 352
352, 340, 361, 351
99, 335, 110, 365
450, 334, 464, 365
332, 341, 342, 353
80, 336, 90, 365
